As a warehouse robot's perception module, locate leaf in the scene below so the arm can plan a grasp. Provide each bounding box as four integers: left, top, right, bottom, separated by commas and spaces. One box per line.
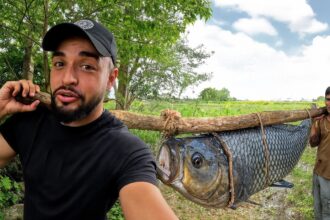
1, 176, 12, 191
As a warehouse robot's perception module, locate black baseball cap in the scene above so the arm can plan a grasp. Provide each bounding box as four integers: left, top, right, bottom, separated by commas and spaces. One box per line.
42, 19, 117, 65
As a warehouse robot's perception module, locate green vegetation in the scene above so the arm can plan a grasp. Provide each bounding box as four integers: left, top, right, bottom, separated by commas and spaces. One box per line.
1, 0, 212, 110
105, 99, 323, 219
199, 87, 234, 101
0, 176, 23, 210
0, 99, 324, 219
108, 201, 125, 220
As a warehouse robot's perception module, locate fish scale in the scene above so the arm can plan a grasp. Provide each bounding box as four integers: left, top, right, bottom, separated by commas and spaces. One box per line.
157, 119, 311, 208
217, 119, 311, 197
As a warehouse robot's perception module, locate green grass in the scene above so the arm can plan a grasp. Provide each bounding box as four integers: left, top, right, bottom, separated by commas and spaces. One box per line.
2, 99, 323, 219
104, 99, 324, 219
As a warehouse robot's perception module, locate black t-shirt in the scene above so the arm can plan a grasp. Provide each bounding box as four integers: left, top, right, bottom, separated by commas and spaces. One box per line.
0, 107, 157, 220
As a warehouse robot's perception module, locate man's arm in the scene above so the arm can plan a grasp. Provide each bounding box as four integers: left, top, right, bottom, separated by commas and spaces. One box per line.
119, 182, 178, 220
0, 133, 16, 168
0, 80, 40, 167
309, 118, 322, 147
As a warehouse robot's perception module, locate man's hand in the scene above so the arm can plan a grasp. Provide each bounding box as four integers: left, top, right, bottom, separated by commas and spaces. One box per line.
0, 80, 40, 118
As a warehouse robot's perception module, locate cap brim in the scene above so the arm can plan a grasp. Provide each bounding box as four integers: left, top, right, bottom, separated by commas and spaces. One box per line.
42, 23, 111, 57
42, 23, 85, 51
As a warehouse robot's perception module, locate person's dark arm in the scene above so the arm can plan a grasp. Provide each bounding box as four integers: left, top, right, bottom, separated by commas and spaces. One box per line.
310, 118, 321, 147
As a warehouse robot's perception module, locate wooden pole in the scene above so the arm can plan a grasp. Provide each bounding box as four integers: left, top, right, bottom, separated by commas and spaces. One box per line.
110, 108, 325, 134
29, 91, 326, 134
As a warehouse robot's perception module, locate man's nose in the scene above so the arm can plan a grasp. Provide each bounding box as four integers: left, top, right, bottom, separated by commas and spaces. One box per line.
62, 65, 78, 85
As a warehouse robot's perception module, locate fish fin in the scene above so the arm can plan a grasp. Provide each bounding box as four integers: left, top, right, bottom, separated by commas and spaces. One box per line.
270, 179, 294, 188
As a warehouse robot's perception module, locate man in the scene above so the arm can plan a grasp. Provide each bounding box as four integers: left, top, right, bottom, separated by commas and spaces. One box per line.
310, 86, 330, 220
0, 19, 177, 220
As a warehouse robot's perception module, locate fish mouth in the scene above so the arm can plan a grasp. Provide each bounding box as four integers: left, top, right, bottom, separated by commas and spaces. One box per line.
156, 142, 179, 184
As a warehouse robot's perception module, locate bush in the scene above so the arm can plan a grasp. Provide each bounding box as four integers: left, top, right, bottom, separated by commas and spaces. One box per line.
107, 201, 124, 220
0, 175, 23, 210
0, 158, 23, 182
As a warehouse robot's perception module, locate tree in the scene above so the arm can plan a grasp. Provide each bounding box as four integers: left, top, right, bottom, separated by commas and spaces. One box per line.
199, 87, 231, 101
218, 88, 230, 101
128, 36, 213, 100
0, 0, 212, 109
314, 96, 325, 102
98, 1, 212, 109
0, 0, 80, 89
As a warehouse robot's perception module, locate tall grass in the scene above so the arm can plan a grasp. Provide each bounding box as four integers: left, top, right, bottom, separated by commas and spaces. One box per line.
105, 99, 323, 219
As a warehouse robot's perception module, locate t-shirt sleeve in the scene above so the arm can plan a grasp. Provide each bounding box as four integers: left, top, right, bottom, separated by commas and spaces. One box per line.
0, 114, 23, 154
0, 109, 43, 160
115, 135, 158, 191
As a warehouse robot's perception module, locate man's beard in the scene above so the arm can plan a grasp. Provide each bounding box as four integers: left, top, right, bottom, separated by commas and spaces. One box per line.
51, 88, 103, 123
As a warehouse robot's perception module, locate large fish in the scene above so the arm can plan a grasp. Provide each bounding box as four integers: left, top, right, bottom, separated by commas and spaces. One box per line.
157, 119, 311, 208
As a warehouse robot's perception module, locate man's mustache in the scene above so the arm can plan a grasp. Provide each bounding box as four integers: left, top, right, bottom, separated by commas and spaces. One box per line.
52, 86, 83, 98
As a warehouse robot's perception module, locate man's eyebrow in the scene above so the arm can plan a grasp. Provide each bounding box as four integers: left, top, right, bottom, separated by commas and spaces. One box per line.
79, 51, 100, 60
51, 51, 100, 60
52, 51, 65, 58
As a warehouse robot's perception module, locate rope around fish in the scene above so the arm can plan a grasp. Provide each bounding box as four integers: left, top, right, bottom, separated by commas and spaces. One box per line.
255, 113, 271, 187
212, 133, 235, 208
161, 109, 188, 138
211, 112, 273, 208
255, 110, 313, 189
160, 108, 315, 208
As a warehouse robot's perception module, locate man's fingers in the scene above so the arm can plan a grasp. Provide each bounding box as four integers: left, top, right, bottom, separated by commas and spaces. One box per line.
27, 80, 37, 97
29, 100, 40, 110
19, 80, 31, 97
36, 84, 40, 94
11, 82, 22, 97
19, 100, 40, 112
13, 80, 39, 98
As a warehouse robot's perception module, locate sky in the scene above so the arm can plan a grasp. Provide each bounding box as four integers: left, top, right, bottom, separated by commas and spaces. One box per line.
184, 0, 330, 101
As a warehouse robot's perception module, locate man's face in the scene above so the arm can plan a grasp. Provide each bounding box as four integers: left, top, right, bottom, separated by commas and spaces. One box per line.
50, 36, 117, 124
326, 94, 330, 114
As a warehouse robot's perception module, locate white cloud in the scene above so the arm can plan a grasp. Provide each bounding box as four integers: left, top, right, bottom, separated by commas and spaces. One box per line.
184, 21, 329, 100
233, 17, 278, 36
214, 0, 328, 35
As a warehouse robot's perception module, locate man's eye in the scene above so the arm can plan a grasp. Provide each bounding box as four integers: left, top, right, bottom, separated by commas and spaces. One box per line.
53, 62, 64, 68
81, 65, 95, 71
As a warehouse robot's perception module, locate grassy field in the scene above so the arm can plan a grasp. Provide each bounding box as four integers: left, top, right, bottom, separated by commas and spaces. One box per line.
1, 99, 323, 219
105, 99, 323, 220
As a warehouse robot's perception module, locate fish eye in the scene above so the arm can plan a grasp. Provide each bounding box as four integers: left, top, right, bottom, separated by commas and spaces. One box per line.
191, 152, 204, 169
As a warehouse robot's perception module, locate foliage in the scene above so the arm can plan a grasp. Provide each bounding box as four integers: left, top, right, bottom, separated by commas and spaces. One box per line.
0, 175, 23, 210
105, 99, 323, 218
286, 147, 316, 219
0, 0, 212, 109
0, 153, 24, 216
107, 201, 124, 220
199, 87, 232, 101
0, 158, 23, 182
129, 37, 213, 101
1, 99, 323, 218
106, 0, 213, 109
314, 96, 325, 102
121, 99, 320, 219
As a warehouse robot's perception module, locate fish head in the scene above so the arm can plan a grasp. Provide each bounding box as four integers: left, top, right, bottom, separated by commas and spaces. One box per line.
157, 136, 230, 207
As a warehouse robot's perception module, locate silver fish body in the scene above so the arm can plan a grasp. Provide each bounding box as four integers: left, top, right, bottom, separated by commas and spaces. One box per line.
157, 119, 311, 208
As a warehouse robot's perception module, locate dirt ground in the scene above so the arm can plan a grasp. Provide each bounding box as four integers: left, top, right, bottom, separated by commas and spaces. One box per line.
161, 178, 308, 220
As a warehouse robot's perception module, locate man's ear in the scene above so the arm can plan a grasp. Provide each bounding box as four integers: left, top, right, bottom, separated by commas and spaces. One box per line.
107, 68, 119, 90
